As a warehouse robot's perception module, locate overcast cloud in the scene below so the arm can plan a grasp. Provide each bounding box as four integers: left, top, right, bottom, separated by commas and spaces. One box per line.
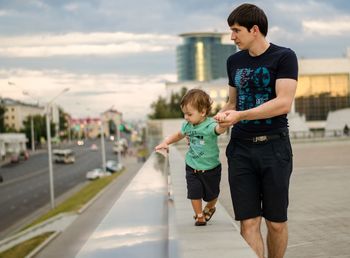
0, 0, 349, 120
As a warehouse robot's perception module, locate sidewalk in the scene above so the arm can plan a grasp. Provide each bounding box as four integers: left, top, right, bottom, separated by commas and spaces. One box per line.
169, 147, 257, 258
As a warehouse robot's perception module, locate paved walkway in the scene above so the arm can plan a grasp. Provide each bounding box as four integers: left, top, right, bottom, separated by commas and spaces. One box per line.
179, 138, 350, 258
169, 147, 257, 258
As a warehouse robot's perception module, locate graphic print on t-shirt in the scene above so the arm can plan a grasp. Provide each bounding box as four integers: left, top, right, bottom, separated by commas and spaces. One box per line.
188, 134, 205, 159
234, 67, 272, 125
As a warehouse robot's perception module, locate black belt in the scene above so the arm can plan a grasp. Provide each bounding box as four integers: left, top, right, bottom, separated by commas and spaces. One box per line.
186, 164, 221, 173
240, 132, 288, 143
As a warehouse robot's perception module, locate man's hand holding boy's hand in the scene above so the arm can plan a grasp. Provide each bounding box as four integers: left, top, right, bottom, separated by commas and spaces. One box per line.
214, 112, 227, 122
214, 110, 241, 127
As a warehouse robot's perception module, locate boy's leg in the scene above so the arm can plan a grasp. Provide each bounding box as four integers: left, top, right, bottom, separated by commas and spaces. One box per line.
191, 199, 203, 216
203, 198, 217, 221
191, 199, 206, 224
205, 197, 217, 209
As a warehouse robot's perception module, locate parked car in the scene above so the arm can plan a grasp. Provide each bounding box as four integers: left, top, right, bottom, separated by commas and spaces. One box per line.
90, 144, 98, 151
86, 168, 111, 180
10, 153, 19, 163
106, 160, 123, 173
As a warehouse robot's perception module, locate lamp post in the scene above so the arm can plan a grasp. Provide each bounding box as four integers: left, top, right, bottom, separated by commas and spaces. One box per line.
100, 118, 107, 171
22, 91, 39, 152
30, 116, 35, 152
45, 88, 70, 209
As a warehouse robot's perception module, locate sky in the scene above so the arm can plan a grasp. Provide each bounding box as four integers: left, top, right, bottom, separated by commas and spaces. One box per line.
0, 0, 350, 121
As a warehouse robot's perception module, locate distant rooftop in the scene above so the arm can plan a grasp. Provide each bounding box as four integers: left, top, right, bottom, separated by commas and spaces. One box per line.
299, 57, 350, 75
178, 32, 227, 38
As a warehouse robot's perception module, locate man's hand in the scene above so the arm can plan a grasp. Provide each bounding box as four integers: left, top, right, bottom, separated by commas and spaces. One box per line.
214, 110, 241, 127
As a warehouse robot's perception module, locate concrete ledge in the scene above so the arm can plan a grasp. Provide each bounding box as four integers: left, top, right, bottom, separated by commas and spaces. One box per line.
169, 147, 257, 258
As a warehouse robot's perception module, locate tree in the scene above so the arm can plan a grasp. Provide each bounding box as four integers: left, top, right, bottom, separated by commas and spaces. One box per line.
58, 108, 69, 139
0, 99, 5, 132
109, 120, 116, 135
148, 87, 187, 119
21, 114, 54, 148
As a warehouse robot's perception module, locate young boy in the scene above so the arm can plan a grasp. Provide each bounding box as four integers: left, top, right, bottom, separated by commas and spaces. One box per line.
155, 89, 226, 226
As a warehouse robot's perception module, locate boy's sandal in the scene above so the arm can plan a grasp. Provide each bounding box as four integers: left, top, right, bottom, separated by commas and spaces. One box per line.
193, 213, 207, 226
203, 206, 216, 222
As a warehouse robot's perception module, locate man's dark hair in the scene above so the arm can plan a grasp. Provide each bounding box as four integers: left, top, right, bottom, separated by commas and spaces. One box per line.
227, 3, 268, 36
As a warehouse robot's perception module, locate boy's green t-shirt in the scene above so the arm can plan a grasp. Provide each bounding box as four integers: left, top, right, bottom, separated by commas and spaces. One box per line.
181, 117, 220, 170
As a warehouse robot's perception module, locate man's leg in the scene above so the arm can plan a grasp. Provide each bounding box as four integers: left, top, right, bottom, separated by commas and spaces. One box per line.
240, 217, 265, 258
265, 220, 288, 258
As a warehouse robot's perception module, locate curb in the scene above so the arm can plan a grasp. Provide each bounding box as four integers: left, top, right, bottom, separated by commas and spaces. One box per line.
77, 169, 125, 214
25, 231, 61, 258
0, 213, 66, 250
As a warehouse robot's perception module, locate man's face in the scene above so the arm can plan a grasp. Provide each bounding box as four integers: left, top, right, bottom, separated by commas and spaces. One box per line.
230, 23, 254, 50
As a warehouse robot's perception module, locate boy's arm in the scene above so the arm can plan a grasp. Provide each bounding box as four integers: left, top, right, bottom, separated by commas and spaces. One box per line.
214, 124, 227, 135
155, 131, 185, 150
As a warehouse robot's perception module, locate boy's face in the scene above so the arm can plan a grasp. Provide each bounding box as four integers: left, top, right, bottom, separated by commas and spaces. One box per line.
230, 23, 255, 50
182, 104, 206, 125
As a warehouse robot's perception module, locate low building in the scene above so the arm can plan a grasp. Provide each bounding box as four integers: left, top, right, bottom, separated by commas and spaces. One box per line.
2, 98, 44, 131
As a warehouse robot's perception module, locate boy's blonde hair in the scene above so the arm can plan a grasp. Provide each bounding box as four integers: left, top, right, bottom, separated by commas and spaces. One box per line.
180, 89, 212, 116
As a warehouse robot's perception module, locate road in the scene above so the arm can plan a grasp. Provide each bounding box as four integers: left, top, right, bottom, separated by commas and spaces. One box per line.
0, 139, 118, 238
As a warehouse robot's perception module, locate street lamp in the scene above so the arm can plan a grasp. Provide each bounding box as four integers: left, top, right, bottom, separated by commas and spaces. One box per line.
22, 91, 39, 152
46, 87, 69, 209
99, 118, 107, 171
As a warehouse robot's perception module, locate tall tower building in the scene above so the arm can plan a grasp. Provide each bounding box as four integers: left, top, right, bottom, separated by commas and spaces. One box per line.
176, 32, 236, 82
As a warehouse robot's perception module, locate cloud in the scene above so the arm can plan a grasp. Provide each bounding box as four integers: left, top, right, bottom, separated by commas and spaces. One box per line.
0, 32, 179, 58
1, 68, 177, 120
303, 16, 350, 36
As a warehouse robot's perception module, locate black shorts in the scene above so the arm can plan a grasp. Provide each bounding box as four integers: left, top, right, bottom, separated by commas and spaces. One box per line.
226, 136, 293, 222
186, 164, 221, 202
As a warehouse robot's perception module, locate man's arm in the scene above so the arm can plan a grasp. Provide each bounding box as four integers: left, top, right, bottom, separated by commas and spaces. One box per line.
219, 78, 297, 127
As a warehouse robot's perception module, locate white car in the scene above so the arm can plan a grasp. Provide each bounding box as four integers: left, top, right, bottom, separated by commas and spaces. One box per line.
86, 168, 111, 180
106, 160, 123, 173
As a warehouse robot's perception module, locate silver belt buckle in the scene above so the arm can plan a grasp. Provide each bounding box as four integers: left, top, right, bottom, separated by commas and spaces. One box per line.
253, 136, 267, 142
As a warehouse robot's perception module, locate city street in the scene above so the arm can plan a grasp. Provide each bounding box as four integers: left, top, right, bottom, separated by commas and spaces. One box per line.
0, 139, 118, 239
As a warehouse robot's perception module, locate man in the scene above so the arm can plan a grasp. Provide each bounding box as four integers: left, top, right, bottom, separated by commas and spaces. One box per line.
214, 3, 298, 258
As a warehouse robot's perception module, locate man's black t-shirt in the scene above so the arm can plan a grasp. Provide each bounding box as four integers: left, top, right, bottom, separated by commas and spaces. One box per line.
226, 43, 298, 138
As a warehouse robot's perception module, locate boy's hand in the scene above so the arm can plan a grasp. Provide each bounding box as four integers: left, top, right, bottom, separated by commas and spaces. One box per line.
214, 112, 227, 122
155, 142, 168, 151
